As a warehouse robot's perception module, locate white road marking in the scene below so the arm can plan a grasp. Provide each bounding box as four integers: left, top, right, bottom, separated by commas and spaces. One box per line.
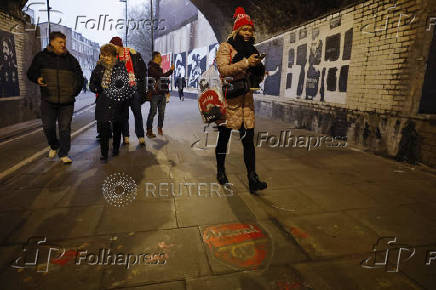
0, 120, 97, 181
0, 104, 95, 147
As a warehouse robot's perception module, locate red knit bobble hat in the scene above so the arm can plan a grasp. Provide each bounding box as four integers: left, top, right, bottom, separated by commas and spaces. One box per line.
109, 36, 123, 47
232, 7, 254, 31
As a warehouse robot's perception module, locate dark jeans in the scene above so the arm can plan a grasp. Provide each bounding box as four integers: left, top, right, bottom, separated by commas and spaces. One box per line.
215, 126, 255, 174
99, 121, 122, 157
40, 100, 74, 157
178, 88, 184, 99
122, 92, 144, 138
146, 94, 166, 129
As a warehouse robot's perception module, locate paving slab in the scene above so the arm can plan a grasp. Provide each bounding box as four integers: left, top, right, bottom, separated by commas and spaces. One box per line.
293, 257, 421, 290
274, 212, 380, 259
101, 228, 210, 289
7, 206, 104, 244
346, 206, 436, 245
95, 200, 177, 235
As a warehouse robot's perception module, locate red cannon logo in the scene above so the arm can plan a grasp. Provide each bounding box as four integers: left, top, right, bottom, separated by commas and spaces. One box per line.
202, 223, 271, 269
198, 89, 226, 123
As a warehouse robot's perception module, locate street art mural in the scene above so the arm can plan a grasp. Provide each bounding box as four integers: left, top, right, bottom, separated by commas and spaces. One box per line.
208, 43, 219, 67
173, 52, 186, 90
283, 13, 353, 104
0, 30, 20, 98
187, 46, 207, 89
255, 37, 283, 96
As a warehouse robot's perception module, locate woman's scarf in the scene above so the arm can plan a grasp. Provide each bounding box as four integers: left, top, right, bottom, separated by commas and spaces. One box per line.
227, 34, 259, 63
118, 48, 136, 86
98, 59, 115, 89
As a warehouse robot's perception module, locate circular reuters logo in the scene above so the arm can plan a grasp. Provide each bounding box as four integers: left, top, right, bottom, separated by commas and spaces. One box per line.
102, 172, 137, 207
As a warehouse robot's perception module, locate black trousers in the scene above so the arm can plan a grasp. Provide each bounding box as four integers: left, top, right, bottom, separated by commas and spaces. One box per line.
99, 120, 122, 157
215, 126, 255, 174
178, 88, 184, 99
40, 100, 74, 157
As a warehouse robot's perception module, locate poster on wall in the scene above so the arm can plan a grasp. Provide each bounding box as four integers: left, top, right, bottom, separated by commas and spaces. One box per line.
161, 53, 172, 89
161, 53, 172, 72
255, 37, 283, 96
173, 52, 186, 90
284, 13, 353, 104
0, 30, 20, 98
187, 46, 207, 89
208, 43, 219, 67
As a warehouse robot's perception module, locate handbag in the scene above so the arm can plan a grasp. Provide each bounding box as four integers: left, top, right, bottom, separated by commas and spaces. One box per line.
221, 47, 250, 99
222, 78, 249, 99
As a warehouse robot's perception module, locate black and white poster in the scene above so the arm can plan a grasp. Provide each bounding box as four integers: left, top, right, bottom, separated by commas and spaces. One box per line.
0, 30, 20, 98
187, 47, 207, 89
256, 37, 283, 96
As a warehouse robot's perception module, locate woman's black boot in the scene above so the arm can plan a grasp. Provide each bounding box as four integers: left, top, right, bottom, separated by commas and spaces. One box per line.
248, 172, 267, 194
217, 168, 229, 185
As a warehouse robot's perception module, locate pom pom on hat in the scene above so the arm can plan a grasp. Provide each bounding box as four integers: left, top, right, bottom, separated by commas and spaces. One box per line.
233, 7, 246, 19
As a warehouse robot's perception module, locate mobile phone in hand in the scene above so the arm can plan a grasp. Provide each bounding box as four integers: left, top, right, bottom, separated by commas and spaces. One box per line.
256, 53, 266, 60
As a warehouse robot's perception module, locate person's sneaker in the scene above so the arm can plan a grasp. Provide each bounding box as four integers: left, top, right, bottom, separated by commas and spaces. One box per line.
146, 129, 156, 138
60, 156, 73, 164
100, 155, 108, 161
138, 137, 146, 145
112, 150, 119, 156
48, 149, 57, 158
158, 128, 163, 135
123, 137, 129, 144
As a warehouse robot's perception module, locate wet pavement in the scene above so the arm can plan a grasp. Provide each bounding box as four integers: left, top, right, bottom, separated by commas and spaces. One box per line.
0, 95, 435, 290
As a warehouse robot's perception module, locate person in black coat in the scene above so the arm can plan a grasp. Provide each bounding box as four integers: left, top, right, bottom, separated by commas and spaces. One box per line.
89, 44, 132, 161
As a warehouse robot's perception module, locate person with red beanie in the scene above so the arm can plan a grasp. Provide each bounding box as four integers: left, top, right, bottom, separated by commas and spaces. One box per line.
215, 7, 267, 194
109, 36, 148, 146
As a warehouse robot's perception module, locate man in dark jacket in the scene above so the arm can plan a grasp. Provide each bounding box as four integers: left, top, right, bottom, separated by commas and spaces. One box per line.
146, 51, 174, 138
109, 37, 147, 146
175, 76, 186, 101
27, 31, 84, 164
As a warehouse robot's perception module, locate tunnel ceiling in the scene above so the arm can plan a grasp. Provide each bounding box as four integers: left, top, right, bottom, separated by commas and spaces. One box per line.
190, 0, 364, 42
4, 0, 363, 42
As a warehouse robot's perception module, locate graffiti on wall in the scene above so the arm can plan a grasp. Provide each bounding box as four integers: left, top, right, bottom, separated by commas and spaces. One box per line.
0, 30, 20, 98
284, 14, 353, 104
187, 47, 207, 89
255, 37, 283, 96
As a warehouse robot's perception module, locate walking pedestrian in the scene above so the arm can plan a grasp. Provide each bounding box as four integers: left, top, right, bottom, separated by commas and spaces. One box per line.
215, 7, 267, 194
27, 31, 84, 164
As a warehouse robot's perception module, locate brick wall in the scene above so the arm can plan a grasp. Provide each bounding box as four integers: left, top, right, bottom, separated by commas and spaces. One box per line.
0, 10, 41, 128
253, 0, 436, 167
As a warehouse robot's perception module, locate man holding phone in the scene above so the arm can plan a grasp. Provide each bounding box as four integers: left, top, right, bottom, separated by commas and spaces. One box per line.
27, 31, 84, 164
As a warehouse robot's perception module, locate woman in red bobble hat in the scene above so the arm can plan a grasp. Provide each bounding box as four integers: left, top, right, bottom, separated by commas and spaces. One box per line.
215, 7, 267, 194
